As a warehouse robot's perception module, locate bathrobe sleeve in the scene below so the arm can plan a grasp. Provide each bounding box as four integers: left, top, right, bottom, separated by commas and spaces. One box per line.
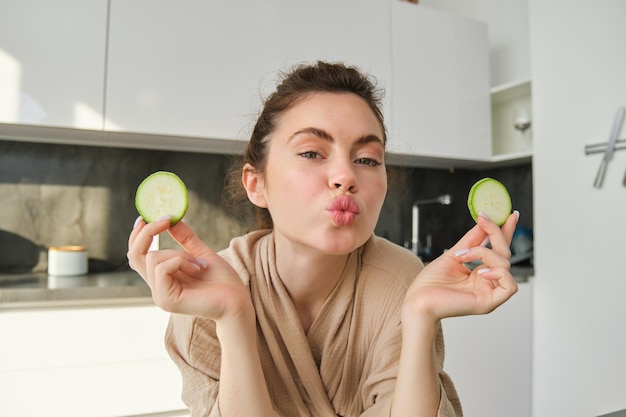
165, 313, 223, 417
357, 320, 462, 417
354, 237, 463, 417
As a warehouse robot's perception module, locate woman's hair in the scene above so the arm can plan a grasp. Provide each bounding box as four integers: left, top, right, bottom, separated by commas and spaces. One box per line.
223, 61, 394, 231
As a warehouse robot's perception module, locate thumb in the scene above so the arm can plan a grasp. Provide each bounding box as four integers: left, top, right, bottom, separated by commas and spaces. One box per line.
167, 221, 216, 259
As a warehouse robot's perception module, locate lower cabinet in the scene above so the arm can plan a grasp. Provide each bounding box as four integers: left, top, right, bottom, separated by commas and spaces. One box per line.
0, 305, 187, 417
0, 285, 531, 416
442, 280, 532, 417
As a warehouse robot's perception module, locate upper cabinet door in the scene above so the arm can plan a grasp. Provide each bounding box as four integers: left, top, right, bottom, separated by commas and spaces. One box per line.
0, 0, 108, 129
105, 0, 275, 140
267, 0, 393, 124
388, 2, 491, 162
105, 0, 392, 142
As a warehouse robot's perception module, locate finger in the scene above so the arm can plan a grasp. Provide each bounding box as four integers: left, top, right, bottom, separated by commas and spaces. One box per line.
132, 216, 172, 253
127, 216, 173, 273
128, 217, 147, 272
448, 211, 519, 267
128, 216, 145, 248
145, 248, 204, 277
475, 211, 518, 258
476, 267, 519, 310
145, 250, 207, 308
168, 221, 217, 259
457, 245, 511, 270
150, 255, 207, 307
451, 212, 518, 268
153, 252, 205, 279
501, 210, 520, 243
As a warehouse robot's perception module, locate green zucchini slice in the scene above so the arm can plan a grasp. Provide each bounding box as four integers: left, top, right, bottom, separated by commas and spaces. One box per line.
467, 177, 512, 226
135, 171, 188, 225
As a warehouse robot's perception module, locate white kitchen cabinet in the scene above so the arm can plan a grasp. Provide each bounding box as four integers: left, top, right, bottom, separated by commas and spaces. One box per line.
482, 0, 531, 89
420, 0, 531, 89
267, 0, 393, 125
442, 280, 532, 417
105, 0, 392, 142
105, 0, 276, 141
413, 0, 533, 166
105, 0, 493, 167
0, 0, 501, 169
0, 305, 186, 417
389, 2, 491, 162
0, 0, 107, 129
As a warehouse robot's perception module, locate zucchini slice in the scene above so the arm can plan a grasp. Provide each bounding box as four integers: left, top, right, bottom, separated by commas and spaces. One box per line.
467, 177, 512, 226
135, 171, 188, 225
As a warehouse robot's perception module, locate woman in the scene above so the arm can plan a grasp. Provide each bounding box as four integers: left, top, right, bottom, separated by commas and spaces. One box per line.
127, 61, 519, 417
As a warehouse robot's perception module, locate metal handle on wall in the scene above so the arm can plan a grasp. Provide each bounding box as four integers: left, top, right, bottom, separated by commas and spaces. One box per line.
584, 106, 626, 188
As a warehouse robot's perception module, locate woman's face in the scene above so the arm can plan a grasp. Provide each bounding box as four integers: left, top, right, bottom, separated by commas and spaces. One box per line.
247, 92, 388, 256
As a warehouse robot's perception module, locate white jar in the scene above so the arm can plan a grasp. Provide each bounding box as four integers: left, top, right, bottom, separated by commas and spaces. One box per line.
48, 246, 88, 276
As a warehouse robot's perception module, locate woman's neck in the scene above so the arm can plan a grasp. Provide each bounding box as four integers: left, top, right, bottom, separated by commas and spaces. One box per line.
273, 236, 350, 333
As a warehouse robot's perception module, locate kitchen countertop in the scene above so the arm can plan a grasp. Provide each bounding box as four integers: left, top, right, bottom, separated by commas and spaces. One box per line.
0, 264, 533, 311
0, 270, 152, 310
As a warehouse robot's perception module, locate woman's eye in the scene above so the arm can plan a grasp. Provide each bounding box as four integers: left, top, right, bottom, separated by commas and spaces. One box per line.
355, 157, 381, 167
299, 151, 320, 159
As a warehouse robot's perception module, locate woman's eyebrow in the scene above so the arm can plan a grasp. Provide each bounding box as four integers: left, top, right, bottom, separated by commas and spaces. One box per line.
288, 128, 384, 148
355, 134, 385, 149
288, 127, 333, 143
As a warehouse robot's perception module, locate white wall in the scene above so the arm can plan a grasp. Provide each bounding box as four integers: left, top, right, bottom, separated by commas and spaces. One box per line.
424, 1, 626, 414
529, 1, 626, 416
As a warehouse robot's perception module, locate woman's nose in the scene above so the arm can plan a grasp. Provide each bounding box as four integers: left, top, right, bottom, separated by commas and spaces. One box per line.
329, 159, 357, 192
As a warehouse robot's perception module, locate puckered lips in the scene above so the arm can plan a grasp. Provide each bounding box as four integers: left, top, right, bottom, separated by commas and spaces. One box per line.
326, 195, 361, 226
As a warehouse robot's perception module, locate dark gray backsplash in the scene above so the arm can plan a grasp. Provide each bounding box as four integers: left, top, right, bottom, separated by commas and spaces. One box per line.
0, 140, 247, 273
0, 139, 532, 272
377, 163, 533, 260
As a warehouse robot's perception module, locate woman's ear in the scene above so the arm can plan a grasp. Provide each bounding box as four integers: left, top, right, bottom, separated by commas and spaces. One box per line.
242, 163, 268, 208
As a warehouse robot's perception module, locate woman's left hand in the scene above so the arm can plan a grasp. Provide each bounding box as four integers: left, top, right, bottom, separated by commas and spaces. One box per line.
404, 210, 520, 322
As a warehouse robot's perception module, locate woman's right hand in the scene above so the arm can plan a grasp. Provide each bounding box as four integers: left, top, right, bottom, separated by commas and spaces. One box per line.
127, 216, 253, 321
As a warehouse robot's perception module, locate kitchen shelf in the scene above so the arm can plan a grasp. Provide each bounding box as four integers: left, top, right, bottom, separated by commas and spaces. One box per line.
491, 78, 531, 104
491, 79, 533, 160
490, 149, 532, 165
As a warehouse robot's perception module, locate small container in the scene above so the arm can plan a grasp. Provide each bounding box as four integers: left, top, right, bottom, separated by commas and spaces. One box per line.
48, 246, 88, 276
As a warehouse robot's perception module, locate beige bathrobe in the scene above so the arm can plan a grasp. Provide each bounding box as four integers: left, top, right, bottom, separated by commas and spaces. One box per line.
165, 230, 462, 417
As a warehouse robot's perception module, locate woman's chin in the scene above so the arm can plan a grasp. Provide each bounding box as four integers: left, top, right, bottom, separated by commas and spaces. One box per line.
317, 233, 370, 255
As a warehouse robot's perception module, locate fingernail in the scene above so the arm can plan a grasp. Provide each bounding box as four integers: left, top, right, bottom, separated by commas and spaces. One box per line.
157, 214, 172, 222
133, 216, 142, 229
455, 248, 470, 257
193, 257, 208, 268
478, 211, 491, 220
513, 210, 520, 223
477, 267, 491, 275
